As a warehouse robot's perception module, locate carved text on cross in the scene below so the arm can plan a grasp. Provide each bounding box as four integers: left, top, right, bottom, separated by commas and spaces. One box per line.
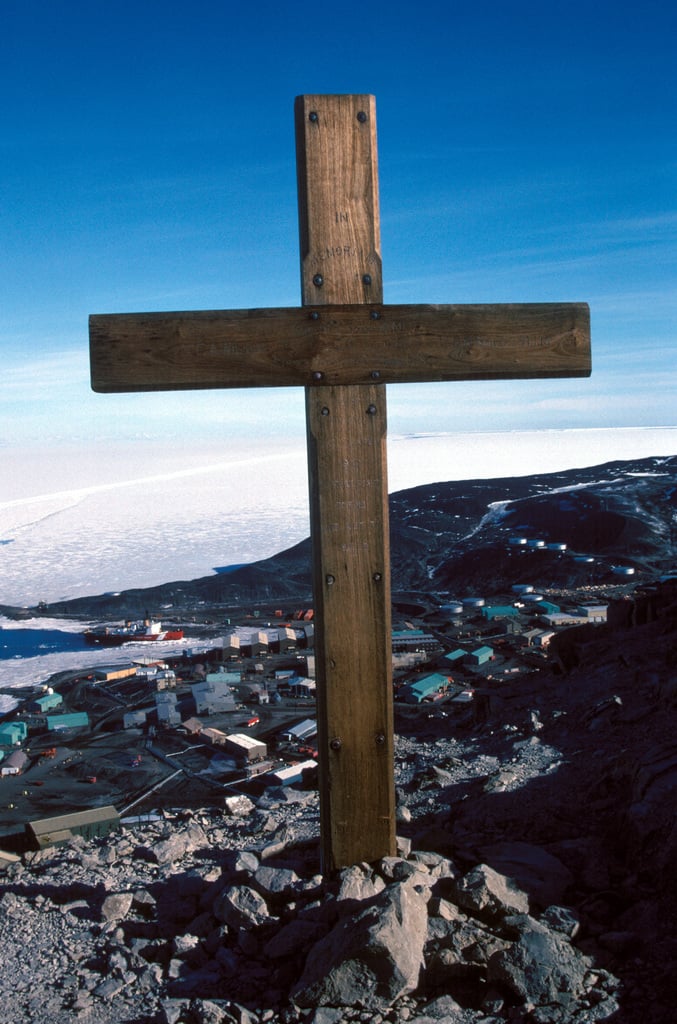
90, 94, 590, 873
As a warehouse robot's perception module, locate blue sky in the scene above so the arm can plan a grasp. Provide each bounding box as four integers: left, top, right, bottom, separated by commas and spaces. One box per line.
1, 0, 675, 449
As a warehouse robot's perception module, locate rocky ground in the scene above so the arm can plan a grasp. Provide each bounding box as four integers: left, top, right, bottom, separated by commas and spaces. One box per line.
0, 818, 622, 1024
2, 585, 676, 1024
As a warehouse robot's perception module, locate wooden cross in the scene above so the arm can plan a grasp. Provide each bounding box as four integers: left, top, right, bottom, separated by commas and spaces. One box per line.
89, 94, 591, 873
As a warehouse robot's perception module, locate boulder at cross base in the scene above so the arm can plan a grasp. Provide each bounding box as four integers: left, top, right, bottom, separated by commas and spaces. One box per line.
478, 841, 574, 908
292, 879, 428, 1010
454, 863, 529, 921
487, 914, 591, 1007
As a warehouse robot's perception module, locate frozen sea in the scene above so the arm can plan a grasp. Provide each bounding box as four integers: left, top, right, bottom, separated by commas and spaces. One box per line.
1, 426, 675, 704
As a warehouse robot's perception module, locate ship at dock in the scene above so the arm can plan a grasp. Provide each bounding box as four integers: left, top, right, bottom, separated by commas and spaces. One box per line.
83, 618, 184, 646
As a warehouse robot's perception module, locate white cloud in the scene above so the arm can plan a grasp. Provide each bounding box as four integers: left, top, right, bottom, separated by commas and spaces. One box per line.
0, 350, 89, 394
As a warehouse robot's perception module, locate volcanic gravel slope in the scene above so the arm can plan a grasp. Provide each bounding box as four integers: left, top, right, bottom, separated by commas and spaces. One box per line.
1, 582, 676, 1023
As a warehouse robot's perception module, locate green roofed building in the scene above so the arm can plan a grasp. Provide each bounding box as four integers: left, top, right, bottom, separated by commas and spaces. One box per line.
537, 601, 561, 615
481, 605, 519, 621
0, 721, 28, 745
45, 712, 89, 731
30, 692, 63, 713
401, 672, 453, 704
467, 645, 494, 666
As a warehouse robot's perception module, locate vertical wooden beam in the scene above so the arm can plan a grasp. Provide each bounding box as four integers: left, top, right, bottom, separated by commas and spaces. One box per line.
295, 94, 395, 871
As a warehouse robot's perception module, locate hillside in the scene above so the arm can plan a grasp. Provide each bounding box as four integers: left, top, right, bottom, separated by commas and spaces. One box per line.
2, 581, 677, 1023
2, 455, 677, 1022
17, 454, 676, 620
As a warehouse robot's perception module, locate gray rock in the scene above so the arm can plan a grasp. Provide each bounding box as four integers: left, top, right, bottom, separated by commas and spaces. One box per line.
185, 910, 215, 937
454, 863, 529, 920
225, 1004, 259, 1024
100, 891, 134, 923
151, 822, 207, 865
336, 863, 386, 903
213, 885, 270, 929
108, 947, 130, 974
173, 933, 200, 956
93, 974, 131, 998
427, 895, 465, 922
425, 913, 456, 944
424, 945, 486, 992
253, 864, 300, 898
410, 850, 457, 880
626, 742, 677, 864
167, 957, 184, 980
413, 994, 470, 1020
187, 999, 233, 1023
487, 914, 590, 1006
306, 1008, 346, 1024
540, 904, 580, 938
483, 767, 520, 792
396, 834, 412, 858
259, 824, 291, 860
479, 841, 573, 908
275, 786, 317, 806
426, 910, 508, 968
263, 919, 327, 959
132, 887, 157, 917
250, 804, 279, 828
292, 880, 428, 1009
378, 856, 432, 886
70, 990, 95, 1012
99, 844, 118, 865
223, 849, 260, 875
530, 709, 544, 732
224, 795, 256, 817
137, 964, 164, 991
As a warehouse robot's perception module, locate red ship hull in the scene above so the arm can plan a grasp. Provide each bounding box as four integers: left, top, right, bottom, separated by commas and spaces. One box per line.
83, 620, 184, 646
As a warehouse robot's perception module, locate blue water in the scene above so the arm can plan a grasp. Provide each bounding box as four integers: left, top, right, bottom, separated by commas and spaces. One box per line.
0, 627, 89, 661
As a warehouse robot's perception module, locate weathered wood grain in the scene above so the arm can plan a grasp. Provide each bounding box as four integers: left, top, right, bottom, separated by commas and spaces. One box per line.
295, 94, 382, 305
306, 384, 394, 868
90, 301, 591, 392
297, 94, 395, 870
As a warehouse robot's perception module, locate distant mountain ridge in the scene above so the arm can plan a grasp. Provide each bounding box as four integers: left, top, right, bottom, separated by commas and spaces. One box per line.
19, 454, 677, 619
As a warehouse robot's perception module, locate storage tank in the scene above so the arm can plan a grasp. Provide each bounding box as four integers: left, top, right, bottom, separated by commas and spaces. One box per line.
441, 602, 464, 615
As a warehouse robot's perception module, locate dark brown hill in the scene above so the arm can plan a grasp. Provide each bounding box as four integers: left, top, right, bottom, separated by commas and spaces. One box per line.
392, 454, 677, 595
11, 454, 676, 620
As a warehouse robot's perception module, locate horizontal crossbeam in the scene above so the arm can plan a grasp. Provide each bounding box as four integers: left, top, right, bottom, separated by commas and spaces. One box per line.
90, 301, 590, 393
